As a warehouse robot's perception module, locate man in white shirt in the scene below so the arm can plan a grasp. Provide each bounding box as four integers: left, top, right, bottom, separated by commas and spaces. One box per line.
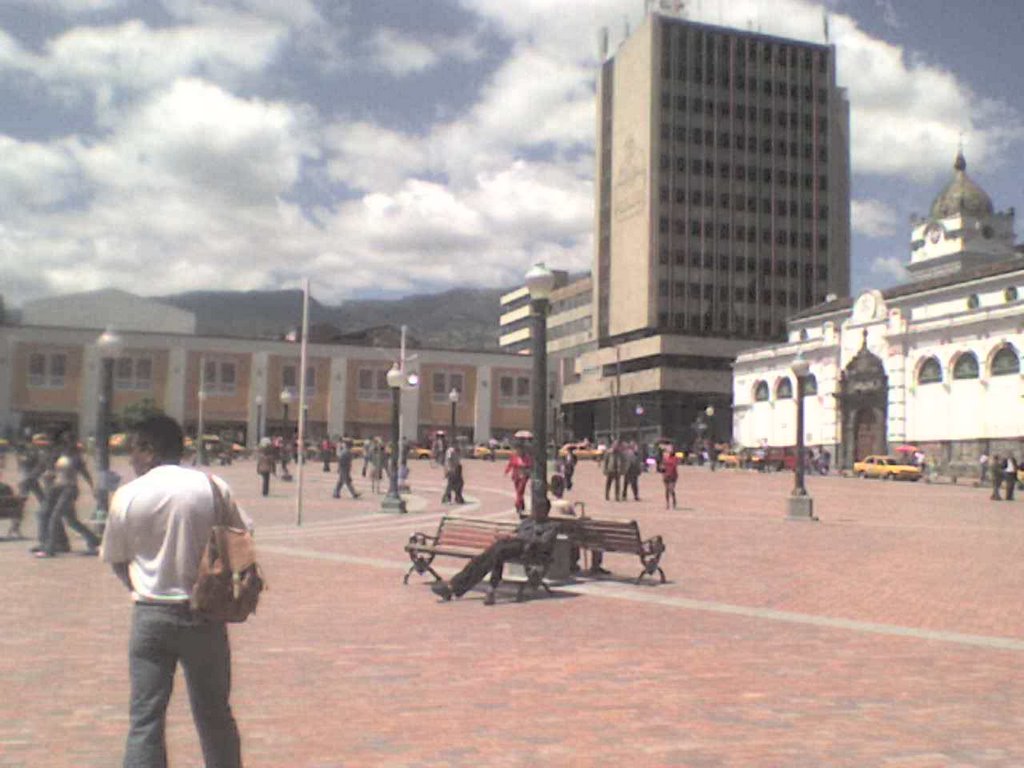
102, 415, 253, 768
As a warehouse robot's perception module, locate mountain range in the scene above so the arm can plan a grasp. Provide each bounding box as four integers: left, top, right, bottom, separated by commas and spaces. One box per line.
157, 286, 509, 350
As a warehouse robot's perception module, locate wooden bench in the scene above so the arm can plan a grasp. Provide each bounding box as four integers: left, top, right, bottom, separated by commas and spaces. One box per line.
570, 517, 666, 585
403, 516, 553, 601
0, 491, 26, 539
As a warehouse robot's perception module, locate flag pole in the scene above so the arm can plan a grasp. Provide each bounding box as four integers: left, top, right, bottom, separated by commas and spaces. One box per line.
296, 278, 310, 526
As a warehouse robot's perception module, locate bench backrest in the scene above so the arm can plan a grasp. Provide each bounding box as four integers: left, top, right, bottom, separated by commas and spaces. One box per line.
436, 516, 517, 550
574, 519, 642, 553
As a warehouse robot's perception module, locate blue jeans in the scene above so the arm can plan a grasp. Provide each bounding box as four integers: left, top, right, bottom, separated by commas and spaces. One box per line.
125, 604, 241, 768
45, 486, 98, 554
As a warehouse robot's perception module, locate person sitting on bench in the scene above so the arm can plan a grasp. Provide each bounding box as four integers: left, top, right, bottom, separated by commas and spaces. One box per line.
431, 502, 558, 605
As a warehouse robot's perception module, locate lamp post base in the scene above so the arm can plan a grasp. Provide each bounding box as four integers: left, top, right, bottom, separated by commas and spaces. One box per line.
786, 494, 817, 521
380, 495, 408, 514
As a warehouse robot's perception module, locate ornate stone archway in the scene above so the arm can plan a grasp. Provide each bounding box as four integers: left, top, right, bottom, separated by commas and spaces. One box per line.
838, 332, 888, 468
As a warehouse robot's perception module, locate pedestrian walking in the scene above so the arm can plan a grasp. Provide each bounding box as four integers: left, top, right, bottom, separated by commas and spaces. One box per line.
1004, 454, 1018, 501
562, 445, 577, 491
101, 415, 251, 768
333, 439, 360, 499
441, 444, 464, 504
622, 441, 642, 501
660, 445, 679, 510
990, 454, 1003, 501
256, 447, 275, 497
505, 444, 532, 516
369, 437, 385, 495
35, 433, 99, 558
602, 440, 622, 501
321, 438, 332, 472
979, 452, 989, 484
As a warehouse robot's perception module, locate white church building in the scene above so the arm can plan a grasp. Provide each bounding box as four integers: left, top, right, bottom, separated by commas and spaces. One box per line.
733, 151, 1024, 470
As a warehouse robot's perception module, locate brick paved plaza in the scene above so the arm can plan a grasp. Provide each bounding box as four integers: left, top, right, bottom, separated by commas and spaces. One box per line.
2, 455, 1024, 767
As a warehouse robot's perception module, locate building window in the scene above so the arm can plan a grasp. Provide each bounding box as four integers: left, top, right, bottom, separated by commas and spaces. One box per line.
803, 374, 818, 396
1005, 286, 1019, 303
357, 367, 391, 401
776, 378, 793, 399
753, 381, 769, 402
114, 356, 154, 391
952, 353, 979, 380
202, 359, 237, 395
431, 371, 466, 403
991, 345, 1020, 376
917, 357, 942, 384
966, 294, 980, 310
282, 364, 316, 396
28, 352, 67, 388
499, 375, 531, 408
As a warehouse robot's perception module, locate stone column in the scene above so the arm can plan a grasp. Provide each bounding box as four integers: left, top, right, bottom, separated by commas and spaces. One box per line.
0, 334, 15, 433
327, 356, 347, 437
248, 351, 269, 448
473, 365, 493, 442
164, 347, 187, 424
79, 343, 101, 441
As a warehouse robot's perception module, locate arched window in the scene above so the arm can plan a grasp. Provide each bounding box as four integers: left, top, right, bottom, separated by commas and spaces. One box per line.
803, 374, 818, 396
753, 381, 769, 401
917, 357, 943, 385
775, 377, 793, 399
952, 352, 979, 380
991, 345, 1021, 376
966, 294, 980, 310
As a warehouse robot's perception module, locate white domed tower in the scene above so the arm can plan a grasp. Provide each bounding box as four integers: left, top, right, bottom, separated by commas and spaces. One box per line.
907, 149, 1016, 280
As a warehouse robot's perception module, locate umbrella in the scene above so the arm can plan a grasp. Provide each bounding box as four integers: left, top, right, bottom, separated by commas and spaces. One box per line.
513, 429, 534, 440
894, 444, 918, 453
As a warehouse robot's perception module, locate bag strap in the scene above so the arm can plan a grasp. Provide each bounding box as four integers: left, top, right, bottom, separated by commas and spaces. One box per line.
207, 475, 235, 527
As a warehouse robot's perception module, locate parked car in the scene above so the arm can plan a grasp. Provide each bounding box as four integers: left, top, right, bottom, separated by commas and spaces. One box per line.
472, 443, 512, 460
559, 442, 606, 461
716, 450, 742, 468
408, 444, 432, 460
853, 455, 922, 481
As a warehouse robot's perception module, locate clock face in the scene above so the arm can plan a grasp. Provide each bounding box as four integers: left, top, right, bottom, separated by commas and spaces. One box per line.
928, 226, 944, 244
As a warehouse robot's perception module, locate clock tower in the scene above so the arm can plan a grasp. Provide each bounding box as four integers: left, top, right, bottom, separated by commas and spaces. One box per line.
907, 149, 1016, 281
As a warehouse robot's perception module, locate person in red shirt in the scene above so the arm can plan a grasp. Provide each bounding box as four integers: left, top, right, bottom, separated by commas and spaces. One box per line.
504, 444, 533, 516
660, 445, 679, 510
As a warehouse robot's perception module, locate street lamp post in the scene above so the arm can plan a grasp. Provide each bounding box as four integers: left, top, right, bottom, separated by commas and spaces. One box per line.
705, 404, 716, 472
255, 395, 264, 444
197, 388, 208, 465
787, 354, 817, 521
381, 363, 407, 513
526, 262, 556, 515
449, 387, 460, 452
280, 388, 294, 436
93, 327, 123, 535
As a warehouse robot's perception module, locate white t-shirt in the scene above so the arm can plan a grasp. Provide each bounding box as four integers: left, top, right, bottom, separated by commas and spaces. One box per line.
101, 465, 253, 604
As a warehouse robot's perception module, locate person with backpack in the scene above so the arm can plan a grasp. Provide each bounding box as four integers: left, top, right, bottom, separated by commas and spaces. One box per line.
256, 446, 275, 497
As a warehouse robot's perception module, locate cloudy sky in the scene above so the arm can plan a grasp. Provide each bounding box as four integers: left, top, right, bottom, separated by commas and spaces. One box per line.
1, 0, 1021, 308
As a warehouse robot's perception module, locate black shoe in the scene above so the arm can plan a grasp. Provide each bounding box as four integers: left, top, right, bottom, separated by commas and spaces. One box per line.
431, 581, 453, 601
483, 589, 496, 606
332, 493, 340, 499
352, 493, 361, 499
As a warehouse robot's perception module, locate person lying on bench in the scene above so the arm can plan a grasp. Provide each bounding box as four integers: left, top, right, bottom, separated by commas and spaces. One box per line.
431, 502, 558, 605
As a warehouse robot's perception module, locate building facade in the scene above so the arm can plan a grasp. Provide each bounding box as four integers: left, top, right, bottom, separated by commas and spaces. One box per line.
733, 153, 1024, 470
563, 11, 851, 447
1, 293, 533, 447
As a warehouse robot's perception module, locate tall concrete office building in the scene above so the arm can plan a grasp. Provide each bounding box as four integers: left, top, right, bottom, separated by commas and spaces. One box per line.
563, 12, 850, 445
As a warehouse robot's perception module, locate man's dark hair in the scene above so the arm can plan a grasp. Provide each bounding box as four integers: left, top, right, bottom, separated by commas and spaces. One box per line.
134, 415, 185, 463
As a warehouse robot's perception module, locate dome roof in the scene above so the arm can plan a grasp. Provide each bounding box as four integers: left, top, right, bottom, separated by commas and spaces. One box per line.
929, 150, 994, 219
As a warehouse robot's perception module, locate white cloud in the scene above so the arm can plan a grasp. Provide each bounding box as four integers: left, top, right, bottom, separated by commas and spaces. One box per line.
1, 0, 1021, 309
869, 255, 908, 283
851, 199, 899, 238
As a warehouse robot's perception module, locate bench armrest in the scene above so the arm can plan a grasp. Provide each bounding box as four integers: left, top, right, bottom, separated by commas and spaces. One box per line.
406, 531, 438, 548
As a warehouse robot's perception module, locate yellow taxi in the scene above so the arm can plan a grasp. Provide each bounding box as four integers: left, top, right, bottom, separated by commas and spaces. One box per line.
559, 442, 606, 461
716, 450, 741, 468
472, 443, 513, 460
853, 455, 922, 481
408, 444, 433, 460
